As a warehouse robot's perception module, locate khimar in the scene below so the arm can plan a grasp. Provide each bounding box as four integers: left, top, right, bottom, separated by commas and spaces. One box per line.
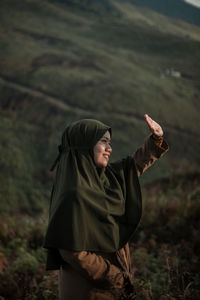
44, 119, 142, 252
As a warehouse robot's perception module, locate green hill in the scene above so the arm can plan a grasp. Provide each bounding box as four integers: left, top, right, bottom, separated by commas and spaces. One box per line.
0, 0, 200, 213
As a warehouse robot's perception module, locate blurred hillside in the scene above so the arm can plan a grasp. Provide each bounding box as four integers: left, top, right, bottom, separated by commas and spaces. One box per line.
0, 0, 200, 213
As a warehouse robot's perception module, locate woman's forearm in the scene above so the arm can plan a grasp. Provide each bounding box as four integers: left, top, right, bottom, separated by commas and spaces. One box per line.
133, 135, 169, 176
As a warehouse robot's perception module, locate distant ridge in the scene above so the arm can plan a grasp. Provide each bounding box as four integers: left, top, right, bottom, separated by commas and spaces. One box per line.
49, 0, 118, 13
185, 0, 200, 8
128, 0, 200, 26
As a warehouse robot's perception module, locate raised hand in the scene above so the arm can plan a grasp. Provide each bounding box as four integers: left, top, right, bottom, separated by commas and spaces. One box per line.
144, 114, 163, 137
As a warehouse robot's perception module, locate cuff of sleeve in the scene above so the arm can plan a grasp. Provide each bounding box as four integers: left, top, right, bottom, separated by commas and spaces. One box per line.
150, 134, 167, 148
154, 138, 163, 148
149, 134, 169, 157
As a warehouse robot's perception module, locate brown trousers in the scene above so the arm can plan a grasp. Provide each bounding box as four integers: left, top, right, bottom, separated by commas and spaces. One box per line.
59, 265, 115, 300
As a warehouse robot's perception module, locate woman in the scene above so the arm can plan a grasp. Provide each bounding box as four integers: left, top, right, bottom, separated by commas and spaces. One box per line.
43, 114, 169, 300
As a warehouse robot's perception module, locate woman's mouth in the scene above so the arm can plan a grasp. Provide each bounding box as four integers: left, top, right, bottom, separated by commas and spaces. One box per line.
103, 154, 109, 161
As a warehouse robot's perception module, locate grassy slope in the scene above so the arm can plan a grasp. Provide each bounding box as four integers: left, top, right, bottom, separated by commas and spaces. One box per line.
0, 0, 200, 212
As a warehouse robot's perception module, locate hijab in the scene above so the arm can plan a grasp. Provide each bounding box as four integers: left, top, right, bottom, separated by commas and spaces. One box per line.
44, 119, 142, 252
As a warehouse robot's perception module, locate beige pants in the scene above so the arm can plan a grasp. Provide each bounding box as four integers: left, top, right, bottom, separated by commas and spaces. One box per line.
59, 265, 91, 300
59, 266, 114, 300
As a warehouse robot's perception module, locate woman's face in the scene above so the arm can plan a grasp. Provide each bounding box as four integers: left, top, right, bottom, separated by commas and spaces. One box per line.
93, 131, 112, 168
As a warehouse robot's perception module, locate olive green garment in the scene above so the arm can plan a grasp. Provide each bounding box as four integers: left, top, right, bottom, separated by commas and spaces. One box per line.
43, 119, 142, 253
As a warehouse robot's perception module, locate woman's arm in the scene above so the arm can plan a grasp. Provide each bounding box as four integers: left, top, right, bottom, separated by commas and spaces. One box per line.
134, 114, 169, 176
59, 249, 124, 289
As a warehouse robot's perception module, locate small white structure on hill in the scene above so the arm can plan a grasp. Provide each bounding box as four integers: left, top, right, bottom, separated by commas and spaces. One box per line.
161, 68, 181, 79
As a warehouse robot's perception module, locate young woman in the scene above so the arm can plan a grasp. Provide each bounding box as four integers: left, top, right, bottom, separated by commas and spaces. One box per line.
43, 114, 169, 300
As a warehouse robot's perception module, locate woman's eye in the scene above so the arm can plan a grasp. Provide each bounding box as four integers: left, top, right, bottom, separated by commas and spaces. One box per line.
101, 139, 111, 146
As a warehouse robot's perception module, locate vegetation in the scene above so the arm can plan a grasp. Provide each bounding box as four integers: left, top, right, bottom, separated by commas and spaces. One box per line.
0, 176, 199, 299
0, 0, 200, 298
132, 174, 200, 299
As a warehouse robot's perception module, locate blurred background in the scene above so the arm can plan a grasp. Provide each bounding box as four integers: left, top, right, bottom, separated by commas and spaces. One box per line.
0, 0, 200, 299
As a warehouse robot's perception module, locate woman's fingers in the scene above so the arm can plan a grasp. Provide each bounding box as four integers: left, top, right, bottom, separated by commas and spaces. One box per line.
144, 114, 163, 137
144, 114, 154, 130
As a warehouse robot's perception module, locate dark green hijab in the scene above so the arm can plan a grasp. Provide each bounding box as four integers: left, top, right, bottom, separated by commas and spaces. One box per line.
44, 119, 142, 252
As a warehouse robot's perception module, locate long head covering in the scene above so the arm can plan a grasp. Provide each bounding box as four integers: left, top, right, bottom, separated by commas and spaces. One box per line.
44, 119, 142, 252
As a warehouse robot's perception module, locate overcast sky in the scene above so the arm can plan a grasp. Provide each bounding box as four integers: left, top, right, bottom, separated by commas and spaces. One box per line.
184, 0, 200, 8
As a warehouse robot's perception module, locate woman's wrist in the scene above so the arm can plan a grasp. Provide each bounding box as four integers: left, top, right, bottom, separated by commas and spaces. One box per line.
151, 133, 163, 141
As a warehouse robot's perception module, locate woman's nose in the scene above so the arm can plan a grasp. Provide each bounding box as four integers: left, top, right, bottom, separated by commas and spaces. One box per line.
106, 144, 112, 152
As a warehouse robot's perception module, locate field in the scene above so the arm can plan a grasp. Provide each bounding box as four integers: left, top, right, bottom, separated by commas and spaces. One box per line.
1, 176, 199, 299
